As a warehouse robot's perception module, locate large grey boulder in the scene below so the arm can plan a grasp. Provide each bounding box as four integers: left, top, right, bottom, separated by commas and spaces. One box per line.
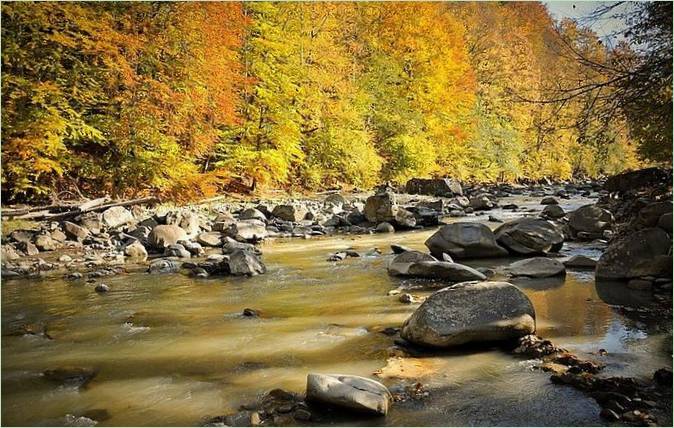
508, 257, 566, 278
568, 205, 613, 237
405, 178, 462, 197
148, 225, 188, 250
225, 220, 267, 242
272, 205, 308, 222
178, 211, 201, 237
393, 208, 416, 229
494, 218, 564, 255
596, 228, 672, 279
226, 250, 266, 276
101, 206, 134, 228
425, 223, 508, 259
401, 281, 535, 348
306, 374, 392, 416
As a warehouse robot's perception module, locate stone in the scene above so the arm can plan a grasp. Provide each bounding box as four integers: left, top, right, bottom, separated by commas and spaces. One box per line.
197, 232, 223, 247
225, 220, 267, 242
63, 221, 90, 241
94, 284, 110, 293
178, 240, 204, 256
563, 255, 597, 268
77, 213, 102, 234
541, 197, 559, 205
306, 374, 392, 416
124, 241, 148, 259
425, 222, 508, 259
401, 281, 535, 347
240, 208, 267, 222
222, 236, 259, 255
604, 167, 671, 193
399, 293, 415, 304
43, 367, 97, 388
364, 192, 397, 223
178, 211, 201, 237
469, 194, 495, 210
568, 204, 614, 237
1, 245, 21, 261
541, 204, 565, 219
17, 241, 39, 256
388, 251, 436, 276
638, 201, 672, 227
58, 255, 73, 263
34, 234, 57, 251
147, 259, 180, 274
226, 250, 266, 276
148, 225, 188, 250
508, 257, 566, 278
393, 208, 417, 229
391, 244, 413, 254
51, 229, 67, 242
405, 178, 462, 197
164, 244, 191, 258
242, 308, 259, 317
406, 261, 487, 282
375, 222, 395, 233
101, 206, 134, 228
272, 205, 308, 222
9, 230, 34, 243
596, 228, 672, 279
494, 218, 564, 255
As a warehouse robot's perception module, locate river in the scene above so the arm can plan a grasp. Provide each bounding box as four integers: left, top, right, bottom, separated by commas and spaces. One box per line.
2, 195, 671, 426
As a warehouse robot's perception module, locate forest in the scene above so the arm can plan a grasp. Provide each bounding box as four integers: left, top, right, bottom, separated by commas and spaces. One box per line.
2, 1, 671, 203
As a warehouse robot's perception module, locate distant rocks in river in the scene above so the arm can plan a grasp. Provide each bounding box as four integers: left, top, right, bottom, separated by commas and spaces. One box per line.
401, 281, 536, 348
568, 204, 614, 240
494, 218, 564, 255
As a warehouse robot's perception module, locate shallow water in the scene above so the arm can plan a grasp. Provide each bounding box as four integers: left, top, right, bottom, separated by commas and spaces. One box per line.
2, 195, 671, 426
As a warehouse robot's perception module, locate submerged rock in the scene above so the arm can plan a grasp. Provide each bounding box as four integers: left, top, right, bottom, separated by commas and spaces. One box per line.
424, 222, 508, 259
563, 255, 597, 268
387, 251, 436, 276
508, 257, 566, 278
401, 281, 535, 348
306, 373, 392, 416
406, 261, 487, 282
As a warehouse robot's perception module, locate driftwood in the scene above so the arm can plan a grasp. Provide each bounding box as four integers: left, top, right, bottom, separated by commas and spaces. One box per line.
2, 196, 160, 221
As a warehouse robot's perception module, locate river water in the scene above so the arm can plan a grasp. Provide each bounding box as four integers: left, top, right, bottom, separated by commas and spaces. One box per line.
2, 195, 671, 426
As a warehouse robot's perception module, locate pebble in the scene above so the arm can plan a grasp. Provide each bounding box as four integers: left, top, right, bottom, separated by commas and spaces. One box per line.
94, 284, 110, 293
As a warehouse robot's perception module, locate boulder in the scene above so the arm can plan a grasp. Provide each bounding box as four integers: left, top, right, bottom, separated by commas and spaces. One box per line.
401, 281, 535, 348
101, 206, 134, 228
225, 220, 267, 242
393, 208, 416, 229
541, 197, 559, 205
51, 229, 67, 242
17, 241, 39, 256
306, 374, 392, 416
596, 228, 672, 280
148, 225, 188, 250
197, 232, 223, 247
364, 192, 397, 223
272, 205, 308, 222
425, 222, 508, 259
178, 211, 201, 236
568, 205, 613, 237
124, 241, 148, 259
375, 222, 395, 233
541, 204, 565, 219
405, 178, 462, 197
239, 208, 267, 222
77, 213, 102, 234
222, 236, 260, 255
226, 250, 266, 276
387, 250, 437, 276
178, 240, 204, 256
406, 261, 487, 281
508, 257, 566, 278
63, 221, 90, 241
604, 167, 671, 193
494, 218, 564, 255
390, 244, 413, 254
9, 230, 34, 243
164, 244, 191, 258
563, 255, 597, 268
34, 234, 57, 251
469, 194, 495, 211
638, 202, 672, 227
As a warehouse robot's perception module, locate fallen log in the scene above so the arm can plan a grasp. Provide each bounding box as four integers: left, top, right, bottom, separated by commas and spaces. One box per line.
3, 196, 160, 221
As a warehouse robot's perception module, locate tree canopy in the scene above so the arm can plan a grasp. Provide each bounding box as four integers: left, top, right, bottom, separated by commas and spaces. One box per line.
2, 2, 669, 203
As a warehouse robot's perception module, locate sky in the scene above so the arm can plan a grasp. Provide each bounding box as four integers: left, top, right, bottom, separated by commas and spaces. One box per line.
544, 1, 630, 46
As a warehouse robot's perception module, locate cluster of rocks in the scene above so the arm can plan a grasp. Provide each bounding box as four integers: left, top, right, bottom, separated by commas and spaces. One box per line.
204, 374, 393, 426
